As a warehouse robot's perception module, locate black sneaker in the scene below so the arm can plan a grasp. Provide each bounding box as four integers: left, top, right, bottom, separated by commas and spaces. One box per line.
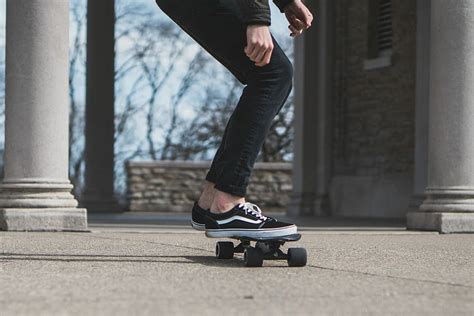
205, 202, 297, 238
191, 201, 209, 231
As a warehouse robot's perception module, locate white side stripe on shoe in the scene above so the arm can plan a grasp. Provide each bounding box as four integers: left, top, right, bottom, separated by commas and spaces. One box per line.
216, 216, 263, 225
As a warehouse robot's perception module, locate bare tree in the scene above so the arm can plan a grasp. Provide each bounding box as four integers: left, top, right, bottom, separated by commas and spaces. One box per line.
68, 1, 87, 194
172, 77, 242, 160
112, 2, 215, 194
160, 50, 208, 160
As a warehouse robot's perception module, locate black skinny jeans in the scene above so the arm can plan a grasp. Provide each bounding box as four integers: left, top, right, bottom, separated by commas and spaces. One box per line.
155, 0, 293, 197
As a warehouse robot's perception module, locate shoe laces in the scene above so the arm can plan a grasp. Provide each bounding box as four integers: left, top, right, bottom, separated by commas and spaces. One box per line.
238, 202, 268, 221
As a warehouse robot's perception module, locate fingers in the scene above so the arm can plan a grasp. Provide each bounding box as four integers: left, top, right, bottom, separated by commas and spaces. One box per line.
254, 48, 267, 64
244, 45, 258, 60
288, 14, 312, 37
290, 6, 313, 27
289, 24, 302, 37
292, 15, 309, 30
245, 41, 274, 66
255, 48, 272, 67
301, 8, 313, 27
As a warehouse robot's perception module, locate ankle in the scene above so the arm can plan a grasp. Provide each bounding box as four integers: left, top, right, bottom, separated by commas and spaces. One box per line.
210, 190, 245, 213
198, 181, 216, 210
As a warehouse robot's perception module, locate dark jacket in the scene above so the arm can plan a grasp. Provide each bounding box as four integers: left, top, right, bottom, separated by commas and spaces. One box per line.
237, 0, 295, 26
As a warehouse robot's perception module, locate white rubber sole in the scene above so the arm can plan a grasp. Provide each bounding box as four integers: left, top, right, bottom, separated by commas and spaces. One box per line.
191, 220, 206, 231
205, 225, 297, 238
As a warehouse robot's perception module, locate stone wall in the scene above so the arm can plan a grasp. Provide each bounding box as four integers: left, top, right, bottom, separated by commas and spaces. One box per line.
329, 1, 417, 218
333, 0, 416, 176
126, 160, 292, 212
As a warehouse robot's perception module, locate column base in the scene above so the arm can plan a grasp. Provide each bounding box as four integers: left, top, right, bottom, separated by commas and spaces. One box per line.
0, 208, 88, 231
407, 211, 474, 233
0, 181, 88, 231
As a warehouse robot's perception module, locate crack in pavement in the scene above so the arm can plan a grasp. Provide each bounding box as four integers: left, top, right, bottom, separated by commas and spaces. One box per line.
308, 264, 473, 289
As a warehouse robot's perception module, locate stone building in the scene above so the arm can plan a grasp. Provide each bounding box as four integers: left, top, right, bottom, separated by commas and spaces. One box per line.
0, 0, 473, 233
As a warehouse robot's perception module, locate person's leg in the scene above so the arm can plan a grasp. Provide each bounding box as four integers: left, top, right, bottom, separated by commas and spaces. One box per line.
206, 38, 293, 212
156, 0, 252, 213
155, 0, 293, 213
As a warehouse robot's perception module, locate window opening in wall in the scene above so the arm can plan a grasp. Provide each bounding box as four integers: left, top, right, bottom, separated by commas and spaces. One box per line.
365, 0, 393, 70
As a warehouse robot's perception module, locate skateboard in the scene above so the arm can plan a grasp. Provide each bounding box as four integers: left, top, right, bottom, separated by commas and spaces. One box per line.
213, 233, 307, 267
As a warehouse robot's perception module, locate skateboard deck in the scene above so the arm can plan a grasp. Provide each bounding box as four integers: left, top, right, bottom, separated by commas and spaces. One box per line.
230, 233, 302, 243
213, 233, 307, 267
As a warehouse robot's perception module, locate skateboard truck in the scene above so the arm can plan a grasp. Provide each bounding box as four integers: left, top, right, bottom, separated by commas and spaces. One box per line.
214, 233, 307, 267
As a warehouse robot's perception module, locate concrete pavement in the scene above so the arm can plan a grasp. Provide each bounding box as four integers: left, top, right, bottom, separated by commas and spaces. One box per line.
0, 216, 473, 315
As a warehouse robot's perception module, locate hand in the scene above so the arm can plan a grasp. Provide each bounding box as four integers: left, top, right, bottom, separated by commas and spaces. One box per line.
244, 25, 274, 67
284, 0, 313, 37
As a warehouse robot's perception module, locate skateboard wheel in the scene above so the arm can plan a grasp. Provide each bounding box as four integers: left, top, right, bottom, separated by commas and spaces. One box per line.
243, 247, 263, 267
287, 248, 307, 267
216, 241, 234, 259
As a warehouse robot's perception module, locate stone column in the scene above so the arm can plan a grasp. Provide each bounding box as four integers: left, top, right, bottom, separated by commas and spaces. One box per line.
407, 0, 474, 233
289, 0, 334, 216
81, 0, 120, 212
409, 0, 430, 209
0, 0, 87, 231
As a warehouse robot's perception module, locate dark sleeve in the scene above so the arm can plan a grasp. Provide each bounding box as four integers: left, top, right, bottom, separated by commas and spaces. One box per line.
236, 0, 272, 26
273, 0, 295, 13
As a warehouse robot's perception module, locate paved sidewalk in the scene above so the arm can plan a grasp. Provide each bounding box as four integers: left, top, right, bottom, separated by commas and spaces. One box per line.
1, 217, 473, 315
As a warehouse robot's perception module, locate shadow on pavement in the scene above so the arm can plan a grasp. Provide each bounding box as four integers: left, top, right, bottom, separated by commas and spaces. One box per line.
0, 252, 292, 268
